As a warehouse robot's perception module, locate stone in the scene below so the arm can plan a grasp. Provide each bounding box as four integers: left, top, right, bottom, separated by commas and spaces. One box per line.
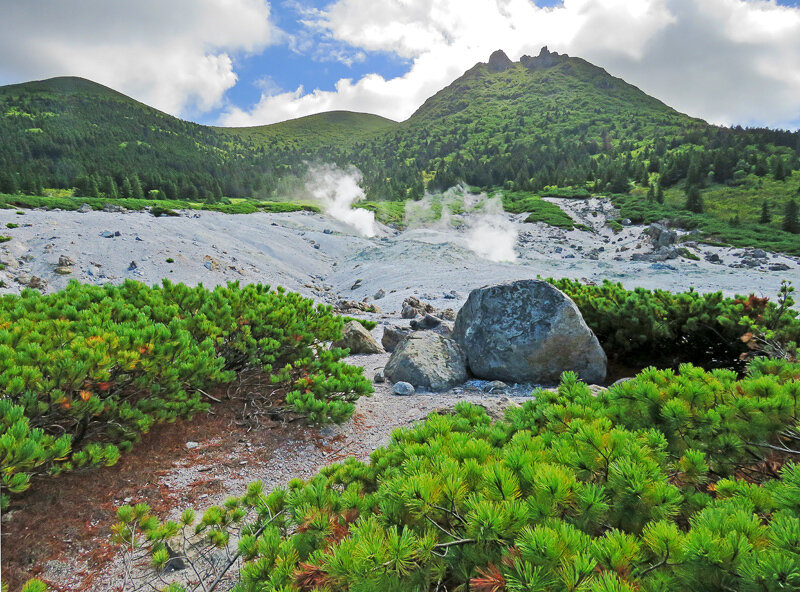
373, 288, 386, 300
351, 278, 363, 290
27, 276, 47, 290
186, 441, 200, 449
440, 308, 457, 321
331, 321, 384, 354
128, 261, 138, 271
452, 279, 606, 384
749, 249, 768, 259
103, 203, 123, 213
705, 253, 722, 264
382, 325, 412, 352
323, 228, 334, 235
648, 223, 678, 248
335, 299, 380, 314
400, 296, 434, 319
58, 255, 74, 266
374, 369, 385, 384
410, 313, 442, 330
77, 203, 92, 213
54, 266, 72, 275
769, 263, 791, 272
384, 332, 468, 391
483, 380, 508, 393
392, 381, 415, 396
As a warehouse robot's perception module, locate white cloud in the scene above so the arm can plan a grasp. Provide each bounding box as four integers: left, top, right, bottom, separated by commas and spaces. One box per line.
221, 0, 800, 129
0, 0, 277, 117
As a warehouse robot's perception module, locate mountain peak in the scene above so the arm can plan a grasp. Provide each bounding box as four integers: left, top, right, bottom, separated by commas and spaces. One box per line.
487, 49, 513, 73
519, 46, 570, 70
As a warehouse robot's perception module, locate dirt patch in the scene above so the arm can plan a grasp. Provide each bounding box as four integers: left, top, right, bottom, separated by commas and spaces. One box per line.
1, 386, 311, 592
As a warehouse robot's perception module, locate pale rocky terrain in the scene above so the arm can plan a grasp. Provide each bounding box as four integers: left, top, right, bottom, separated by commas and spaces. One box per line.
2, 198, 798, 591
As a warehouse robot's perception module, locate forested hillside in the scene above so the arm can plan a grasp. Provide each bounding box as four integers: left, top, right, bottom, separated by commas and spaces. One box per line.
2, 48, 800, 245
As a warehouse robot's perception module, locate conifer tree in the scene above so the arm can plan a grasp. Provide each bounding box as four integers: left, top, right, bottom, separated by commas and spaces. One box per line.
130, 175, 144, 200
685, 184, 703, 213
120, 177, 133, 199
655, 182, 664, 203
101, 176, 118, 199
647, 183, 655, 202
759, 199, 771, 224
784, 198, 799, 234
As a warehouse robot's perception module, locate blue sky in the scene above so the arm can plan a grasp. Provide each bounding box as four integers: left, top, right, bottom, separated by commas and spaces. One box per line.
2, 0, 800, 129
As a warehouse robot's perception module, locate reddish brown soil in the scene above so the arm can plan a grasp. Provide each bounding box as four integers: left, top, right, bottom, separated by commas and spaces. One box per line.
1, 393, 313, 592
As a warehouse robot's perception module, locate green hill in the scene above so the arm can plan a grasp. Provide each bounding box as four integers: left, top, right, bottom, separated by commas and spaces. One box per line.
1, 49, 799, 251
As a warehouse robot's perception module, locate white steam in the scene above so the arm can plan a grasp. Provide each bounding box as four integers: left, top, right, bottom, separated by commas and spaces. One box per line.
404, 186, 518, 263
464, 195, 518, 263
305, 164, 377, 237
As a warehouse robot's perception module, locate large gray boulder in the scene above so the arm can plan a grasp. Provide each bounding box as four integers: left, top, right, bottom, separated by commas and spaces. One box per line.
452, 280, 606, 384
385, 332, 467, 391
331, 321, 384, 354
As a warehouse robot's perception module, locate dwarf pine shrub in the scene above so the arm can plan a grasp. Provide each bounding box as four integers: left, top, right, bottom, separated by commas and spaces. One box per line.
117, 360, 800, 592
0, 280, 371, 509
548, 278, 800, 367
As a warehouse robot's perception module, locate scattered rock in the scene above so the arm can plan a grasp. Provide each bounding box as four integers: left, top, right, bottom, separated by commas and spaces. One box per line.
128, 261, 138, 271
400, 296, 434, 319
331, 321, 384, 354
483, 380, 508, 393
382, 325, 411, 352
705, 253, 722, 264
373, 288, 386, 300
410, 313, 442, 330
100, 230, 121, 238
54, 266, 72, 275
77, 203, 92, 213
102, 203, 124, 213
749, 249, 768, 259
392, 381, 415, 396
186, 441, 200, 449
351, 278, 363, 290
335, 300, 381, 314
374, 369, 385, 384
648, 223, 677, 248
323, 229, 334, 235
440, 308, 457, 321
58, 255, 74, 267
452, 279, 606, 384
385, 332, 467, 391
769, 263, 790, 272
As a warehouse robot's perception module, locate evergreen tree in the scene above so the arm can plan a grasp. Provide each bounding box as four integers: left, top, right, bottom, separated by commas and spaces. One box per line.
101, 176, 118, 199
759, 199, 771, 224
0, 172, 18, 194
646, 183, 655, 202
120, 177, 133, 199
655, 183, 664, 204
685, 185, 703, 213
130, 175, 144, 200
783, 198, 799, 234
773, 155, 787, 181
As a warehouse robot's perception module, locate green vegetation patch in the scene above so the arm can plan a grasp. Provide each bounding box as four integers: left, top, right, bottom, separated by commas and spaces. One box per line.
501, 190, 575, 228
116, 358, 800, 592
549, 278, 800, 369
0, 280, 372, 510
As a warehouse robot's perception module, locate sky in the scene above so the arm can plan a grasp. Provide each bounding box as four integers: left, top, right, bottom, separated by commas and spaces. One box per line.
2, 0, 800, 130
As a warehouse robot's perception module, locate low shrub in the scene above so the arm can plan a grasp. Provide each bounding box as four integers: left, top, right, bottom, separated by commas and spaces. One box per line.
117, 360, 800, 592
547, 278, 800, 368
0, 280, 371, 509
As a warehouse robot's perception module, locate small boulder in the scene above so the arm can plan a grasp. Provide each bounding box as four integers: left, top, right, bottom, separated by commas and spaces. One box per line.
54, 266, 72, 275
410, 313, 442, 330
382, 325, 411, 352
648, 223, 677, 248
453, 280, 606, 384
374, 369, 386, 384
392, 381, 415, 396
483, 380, 508, 393
58, 255, 74, 267
373, 288, 386, 300
385, 332, 467, 391
331, 321, 384, 354
77, 203, 92, 213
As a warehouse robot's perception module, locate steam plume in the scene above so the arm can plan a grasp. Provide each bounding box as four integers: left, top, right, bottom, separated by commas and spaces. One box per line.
305, 164, 376, 237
